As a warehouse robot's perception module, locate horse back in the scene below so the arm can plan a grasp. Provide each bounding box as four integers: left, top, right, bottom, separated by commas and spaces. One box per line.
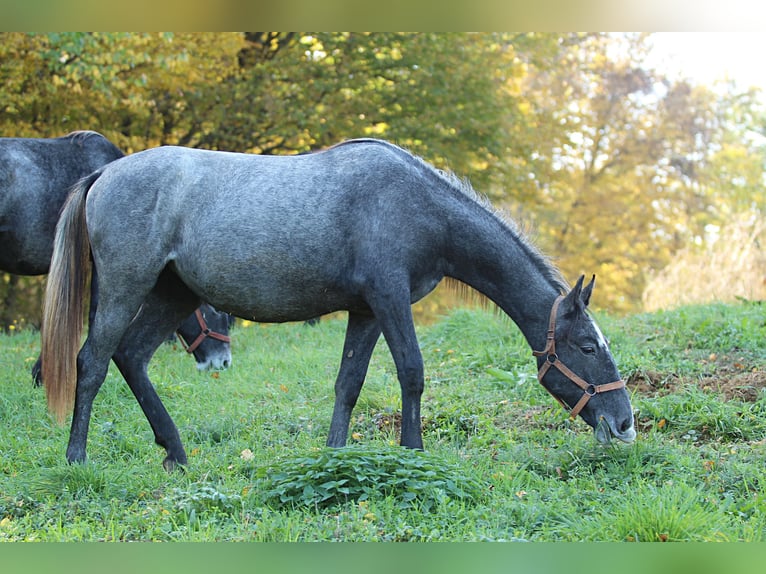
88, 142, 446, 257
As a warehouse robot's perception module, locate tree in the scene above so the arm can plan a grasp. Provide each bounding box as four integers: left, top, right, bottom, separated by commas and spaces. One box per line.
502, 33, 763, 313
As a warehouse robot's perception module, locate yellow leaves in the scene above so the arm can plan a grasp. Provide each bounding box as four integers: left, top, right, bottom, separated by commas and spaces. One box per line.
363, 122, 390, 136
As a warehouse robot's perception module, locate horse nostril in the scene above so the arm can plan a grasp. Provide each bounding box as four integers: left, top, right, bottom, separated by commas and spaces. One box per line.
619, 417, 634, 434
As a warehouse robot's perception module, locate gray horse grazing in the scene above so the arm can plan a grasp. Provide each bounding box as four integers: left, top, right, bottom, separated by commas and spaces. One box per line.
0, 131, 232, 374
41, 138, 636, 470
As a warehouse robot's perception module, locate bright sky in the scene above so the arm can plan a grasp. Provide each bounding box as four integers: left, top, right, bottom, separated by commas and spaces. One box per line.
646, 32, 766, 91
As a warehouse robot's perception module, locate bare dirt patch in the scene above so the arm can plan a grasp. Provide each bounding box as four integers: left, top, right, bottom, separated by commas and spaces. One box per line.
626, 370, 682, 396
627, 354, 766, 402
698, 370, 766, 402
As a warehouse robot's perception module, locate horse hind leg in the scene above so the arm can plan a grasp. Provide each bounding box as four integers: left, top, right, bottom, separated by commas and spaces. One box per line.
327, 312, 382, 447
66, 283, 151, 464
111, 269, 201, 471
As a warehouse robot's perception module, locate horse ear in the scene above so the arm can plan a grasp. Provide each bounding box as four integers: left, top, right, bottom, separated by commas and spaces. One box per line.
561, 275, 586, 315
581, 274, 596, 308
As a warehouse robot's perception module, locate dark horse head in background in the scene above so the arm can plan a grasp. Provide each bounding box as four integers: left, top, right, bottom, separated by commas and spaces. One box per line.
40, 139, 635, 471
0, 131, 233, 380
175, 303, 234, 370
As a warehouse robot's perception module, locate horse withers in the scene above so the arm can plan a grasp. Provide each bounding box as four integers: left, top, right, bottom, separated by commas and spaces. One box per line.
41, 138, 635, 470
0, 131, 233, 376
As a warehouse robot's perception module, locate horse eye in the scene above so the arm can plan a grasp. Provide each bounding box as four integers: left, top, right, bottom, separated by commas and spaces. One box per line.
581, 345, 596, 355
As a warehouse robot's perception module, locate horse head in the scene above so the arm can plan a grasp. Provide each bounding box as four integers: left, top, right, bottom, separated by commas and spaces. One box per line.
534, 275, 636, 445
176, 304, 233, 371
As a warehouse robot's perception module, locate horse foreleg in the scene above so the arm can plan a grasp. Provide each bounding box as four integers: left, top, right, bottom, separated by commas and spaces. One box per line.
327, 312, 381, 447
368, 292, 425, 450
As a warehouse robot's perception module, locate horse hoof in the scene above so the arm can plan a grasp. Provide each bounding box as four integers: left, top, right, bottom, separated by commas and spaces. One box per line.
162, 457, 187, 473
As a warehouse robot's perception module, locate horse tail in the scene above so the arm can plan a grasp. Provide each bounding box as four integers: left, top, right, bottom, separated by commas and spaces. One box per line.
41, 171, 100, 423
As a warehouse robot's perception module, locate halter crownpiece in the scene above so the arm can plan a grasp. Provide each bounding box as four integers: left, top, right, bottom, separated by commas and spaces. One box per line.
532, 295, 626, 419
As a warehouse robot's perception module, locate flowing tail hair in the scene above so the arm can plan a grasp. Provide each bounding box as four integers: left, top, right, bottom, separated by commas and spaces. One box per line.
41, 171, 101, 423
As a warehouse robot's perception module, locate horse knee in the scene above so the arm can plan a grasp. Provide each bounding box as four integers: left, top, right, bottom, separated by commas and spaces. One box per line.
397, 360, 424, 396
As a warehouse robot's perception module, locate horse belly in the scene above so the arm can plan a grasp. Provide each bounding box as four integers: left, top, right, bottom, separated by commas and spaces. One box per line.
172, 252, 362, 323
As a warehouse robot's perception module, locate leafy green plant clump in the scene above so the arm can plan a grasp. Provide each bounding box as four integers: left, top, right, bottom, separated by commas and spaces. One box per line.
256, 445, 485, 511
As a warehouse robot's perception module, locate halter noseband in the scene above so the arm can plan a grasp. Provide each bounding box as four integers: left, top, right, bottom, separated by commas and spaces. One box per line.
532, 295, 625, 419
176, 308, 231, 354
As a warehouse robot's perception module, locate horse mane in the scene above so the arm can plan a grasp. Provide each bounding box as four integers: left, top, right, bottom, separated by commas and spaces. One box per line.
441, 172, 570, 295
64, 130, 105, 144
333, 138, 570, 296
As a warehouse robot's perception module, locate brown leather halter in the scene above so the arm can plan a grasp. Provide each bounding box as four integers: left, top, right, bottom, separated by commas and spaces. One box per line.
176, 308, 231, 354
532, 295, 626, 419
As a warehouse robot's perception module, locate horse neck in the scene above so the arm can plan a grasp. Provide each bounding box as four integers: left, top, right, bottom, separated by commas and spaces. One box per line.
443, 203, 562, 349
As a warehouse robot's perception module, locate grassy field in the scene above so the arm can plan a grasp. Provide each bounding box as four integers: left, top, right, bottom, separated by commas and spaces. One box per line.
0, 300, 764, 541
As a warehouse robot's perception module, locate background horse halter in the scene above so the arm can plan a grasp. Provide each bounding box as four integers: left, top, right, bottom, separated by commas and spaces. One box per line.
533, 294, 626, 419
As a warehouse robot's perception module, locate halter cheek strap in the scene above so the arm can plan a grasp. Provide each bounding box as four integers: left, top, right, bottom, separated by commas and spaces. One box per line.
532, 296, 625, 419
176, 308, 231, 354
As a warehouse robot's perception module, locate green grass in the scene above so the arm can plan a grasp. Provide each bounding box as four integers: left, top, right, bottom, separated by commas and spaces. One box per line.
0, 301, 765, 541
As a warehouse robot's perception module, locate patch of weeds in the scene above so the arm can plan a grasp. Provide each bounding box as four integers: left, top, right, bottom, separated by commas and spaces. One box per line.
160, 483, 244, 534
165, 484, 242, 517
718, 490, 766, 529
256, 444, 485, 511
0, 494, 38, 520
715, 447, 766, 501
427, 412, 481, 441
96, 421, 144, 460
